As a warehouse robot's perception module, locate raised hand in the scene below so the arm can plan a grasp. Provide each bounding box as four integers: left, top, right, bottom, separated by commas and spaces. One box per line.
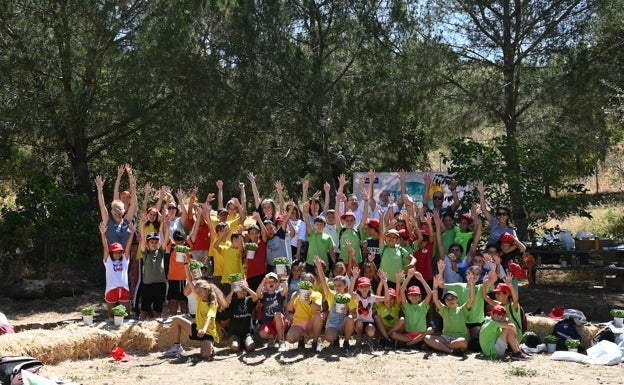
324, 181, 331, 193
338, 174, 347, 188
247, 172, 256, 183
274, 180, 283, 193
476, 180, 485, 196
216, 180, 223, 189
99, 221, 107, 235
117, 165, 125, 178
190, 186, 199, 198
95, 175, 104, 190
239, 182, 245, 191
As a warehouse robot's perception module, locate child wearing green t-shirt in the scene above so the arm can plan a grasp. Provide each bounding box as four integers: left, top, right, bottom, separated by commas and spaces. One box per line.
479, 305, 531, 360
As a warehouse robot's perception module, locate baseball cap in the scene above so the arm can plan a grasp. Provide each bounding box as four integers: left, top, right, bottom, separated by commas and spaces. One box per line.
356, 277, 371, 287
549, 306, 565, 320
340, 211, 356, 220
173, 230, 186, 242
492, 305, 507, 316
443, 290, 458, 299
387, 288, 397, 297
146, 232, 160, 241
499, 232, 515, 244
508, 262, 527, 279
398, 229, 410, 238
265, 272, 279, 281
385, 229, 400, 237
407, 286, 421, 295
367, 219, 380, 230
491, 283, 511, 294
419, 226, 430, 236
108, 242, 123, 252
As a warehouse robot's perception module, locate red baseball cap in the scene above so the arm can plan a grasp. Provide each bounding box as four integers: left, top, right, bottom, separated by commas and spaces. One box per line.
508, 262, 526, 279
549, 306, 565, 320
419, 226, 430, 236
398, 229, 410, 239
356, 277, 371, 287
500, 232, 515, 244
340, 211, 356, 220
387, 288, 397, 297
491, 283, 511, 295
108, 242, 124, 252
407, 286, 421, 295
367, 218, 380, 230
492, 305, 507, 316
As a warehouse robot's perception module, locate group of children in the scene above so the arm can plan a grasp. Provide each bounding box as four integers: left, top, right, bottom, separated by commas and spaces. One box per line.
95, 167, 531, 361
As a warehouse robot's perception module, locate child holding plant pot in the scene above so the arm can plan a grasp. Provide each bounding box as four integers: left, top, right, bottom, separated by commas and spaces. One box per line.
246, 217, 268, 292
285, 272, 324, 352
255, 272, 289, 352
223, 280, 258, 353
214, 231, 245, 297
166, 229, 191, 317
99, 220, 134, 319
164, 265, 226, 359
311, 256, 357, 350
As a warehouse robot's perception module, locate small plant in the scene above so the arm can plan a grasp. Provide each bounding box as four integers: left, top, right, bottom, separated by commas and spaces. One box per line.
81, 307, 95, 316
189, 260, 204, 271
273, 257, 289, 265
245, 242, 259, 251
228, 272, 244, 282
543, 335, 558, 344
506, 366, 537, 377
111, 305, 128, 317
334, 293, 351, 304
610, 309, 624, 318
297, 280, 313, 290
565, 339, 581, 348
174, 245, 191, 253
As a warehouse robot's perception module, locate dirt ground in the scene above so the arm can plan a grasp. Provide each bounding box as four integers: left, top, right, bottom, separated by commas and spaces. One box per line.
2, 276, 624, 385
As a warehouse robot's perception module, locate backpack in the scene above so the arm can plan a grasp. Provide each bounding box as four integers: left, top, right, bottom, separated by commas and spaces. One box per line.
509, 305, 528, 334
553, 317, 581, 350
0, 356, 43, 385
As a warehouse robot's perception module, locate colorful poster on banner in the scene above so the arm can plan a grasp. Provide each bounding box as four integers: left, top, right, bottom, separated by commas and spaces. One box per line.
353, 172, 464, 210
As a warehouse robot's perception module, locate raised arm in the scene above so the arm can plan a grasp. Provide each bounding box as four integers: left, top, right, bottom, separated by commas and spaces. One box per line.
477, 180, 492, 222
271, 180, 283, 215
348, 265, 360, 297
124, 173, 138, 221
99, 222, 109, 261
416, 270, 433, 305
481, 272, 498, 307
176, 188, 189, 230
423, 173, 432, 210
448, 180, 460, 213
216, 180, 224, 211
141, 182, 152, 217
433, 211, 446, 258
313, 256, 330, 297
95, 175, 109, 224
465, 273, 476, 310
431, 275, 443, 310
113, 164, 125, 201
323, 181, 331, 214
367, 169, 377, 212
247, 172, 262, 208
124, 221, 135, 259
302, 201, 312, 235
239, 182, 247, 211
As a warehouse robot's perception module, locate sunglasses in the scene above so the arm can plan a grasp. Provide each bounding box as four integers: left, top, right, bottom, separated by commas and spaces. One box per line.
168, 207, 177, 210
496, 212, 508, 216
433, 196, 443, 200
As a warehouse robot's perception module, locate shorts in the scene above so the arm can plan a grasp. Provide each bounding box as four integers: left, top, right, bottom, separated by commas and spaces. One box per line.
141, 282, 166, 313
260, 313, 289, 336
440, 335, 461, 343
494, 336, 507, 357
291, 321, 309, 332
167, 280, 188, 301
405, 331, 422, 339
190, 323, 215, 342
105, 287, 130, 303
326, 313, 347, 330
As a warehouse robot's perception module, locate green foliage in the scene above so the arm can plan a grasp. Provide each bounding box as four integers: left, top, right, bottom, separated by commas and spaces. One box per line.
440, 136, 590, 237
565, 339, 581, 348
0, 172, 99, 278
506, 366, 537, 377
543, 335, 559, 344
81, 307, 96, 316
111, 305, 128, 317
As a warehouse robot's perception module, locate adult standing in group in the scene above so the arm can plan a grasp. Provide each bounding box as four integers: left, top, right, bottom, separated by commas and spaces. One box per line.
477, 181, 518, 248
95, 174, 137, 247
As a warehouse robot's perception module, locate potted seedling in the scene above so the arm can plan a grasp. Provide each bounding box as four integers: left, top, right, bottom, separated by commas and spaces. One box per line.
228, 272, 245, 292
81, 307, 95, 326
297, 280, 313, 301
521, 331, 540, 348
565, 338, 581, 352
189, 260, 204, 279
245, 242, 259, 260
610, 309, 624, 327
334, 293, 351, 313
112, 305, 128, 326
174, 245, 191, 263
273, 257, 289, 275
544, 335, 558, 353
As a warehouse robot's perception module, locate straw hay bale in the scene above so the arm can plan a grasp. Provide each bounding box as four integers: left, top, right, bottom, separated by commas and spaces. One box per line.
527, 315, 601, 348
0, 320, 160, 364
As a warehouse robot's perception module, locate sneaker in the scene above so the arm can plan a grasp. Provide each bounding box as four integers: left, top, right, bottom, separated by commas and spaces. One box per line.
298, 340, 305, 350
332, 339, 340, 347
450, 348, 464, 357
267, 339, 276, 349
278, 340, 287, 352
164, 345, 184, 357
511, 351, 532, 361
342, 340, 351, 351
312, 341, 322, 353
384, 338, 395, 351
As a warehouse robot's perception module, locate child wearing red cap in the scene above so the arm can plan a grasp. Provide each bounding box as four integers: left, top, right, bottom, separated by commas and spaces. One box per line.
99, 220, 134, 319
479, 305, 531, 360
373, 278, 404, 350
482, 274, 525, 342
349, 265, 389, 344
389, 269, 434, 348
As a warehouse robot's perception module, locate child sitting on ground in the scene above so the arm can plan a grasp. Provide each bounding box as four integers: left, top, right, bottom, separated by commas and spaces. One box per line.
390, 269, 433, 348
349, 265, 389, 344
424, 274, 475, 356
163, 266, 226, 359
479, 304, 531, 360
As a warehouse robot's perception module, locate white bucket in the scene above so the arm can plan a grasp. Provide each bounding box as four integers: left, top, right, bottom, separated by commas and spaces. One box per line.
83, 315, 93, 326
275, 264, 287, 275
247, 250, 256, 260
113, 316, 124, 326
